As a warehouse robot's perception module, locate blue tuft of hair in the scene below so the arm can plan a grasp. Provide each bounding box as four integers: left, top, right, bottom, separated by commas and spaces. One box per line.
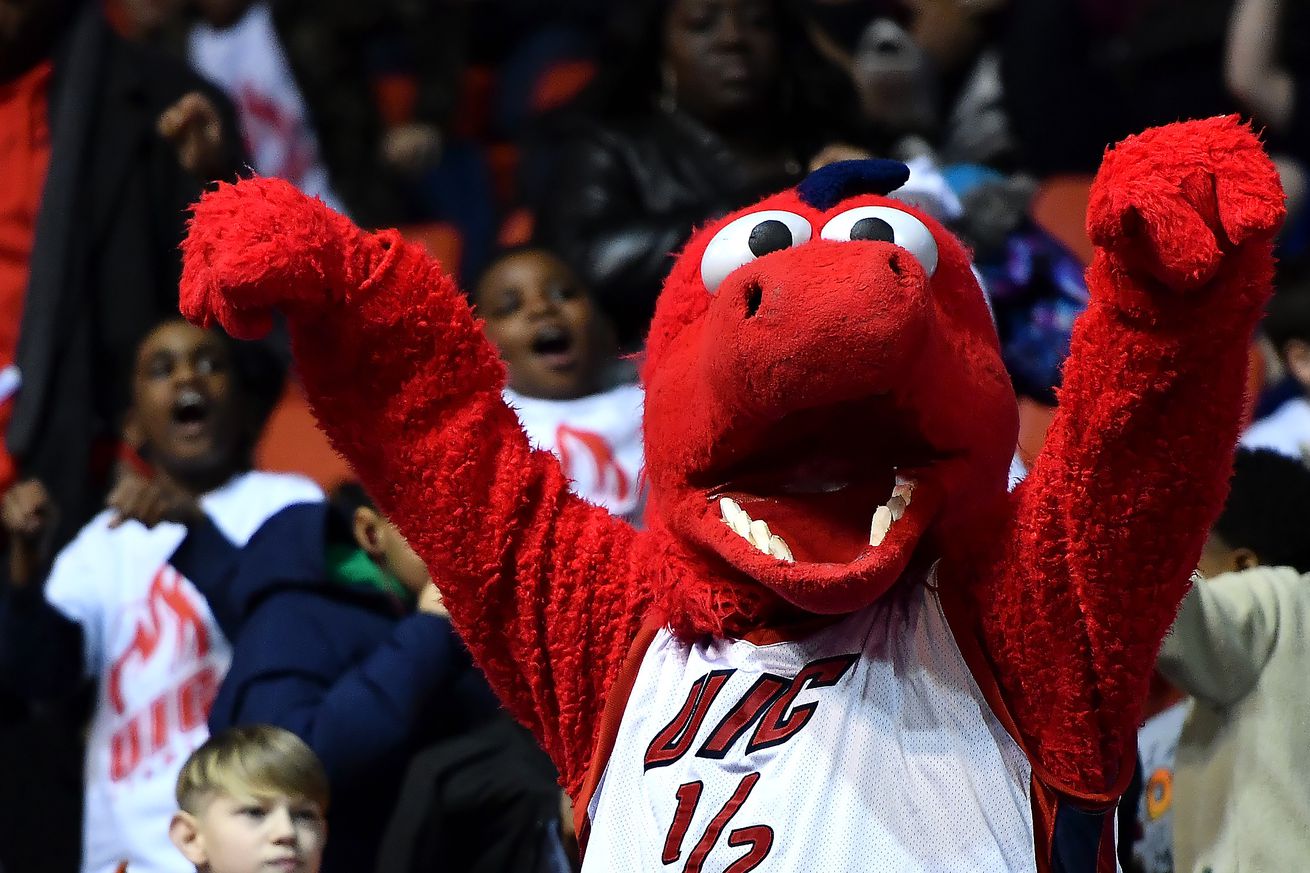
796, 160, 911, 210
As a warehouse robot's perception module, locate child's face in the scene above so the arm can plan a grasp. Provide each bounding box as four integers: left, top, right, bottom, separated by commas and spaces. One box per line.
352, 507, 432, 596
171, 793, 326, 873
475, 250, 605, 400
129, 321, 247, 486
379, 519, 432, 596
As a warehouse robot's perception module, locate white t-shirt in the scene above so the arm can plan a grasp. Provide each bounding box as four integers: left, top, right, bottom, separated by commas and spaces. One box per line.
505, 384, 645, 521
583, 579, 1041, 872
188, 3, 346, 214
1241, 396, 1310, 464
45, 471, 322, 873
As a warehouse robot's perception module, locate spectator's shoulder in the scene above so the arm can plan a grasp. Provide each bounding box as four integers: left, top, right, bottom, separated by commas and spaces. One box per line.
203, 471, 324, 545
228, 470, 323, 503
244, 470, 325, 503
557, 115, 651, 165
1201, 565, 1307, 611
1245, 566, 1310, 599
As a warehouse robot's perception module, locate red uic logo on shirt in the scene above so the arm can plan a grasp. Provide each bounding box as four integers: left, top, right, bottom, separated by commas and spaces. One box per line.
106, 565, 217, 782
107, 565, 211, 714
556, 425, 630, 503
238, 85, 315, 185
644, 654, 858, 770
645, 655, 858, 872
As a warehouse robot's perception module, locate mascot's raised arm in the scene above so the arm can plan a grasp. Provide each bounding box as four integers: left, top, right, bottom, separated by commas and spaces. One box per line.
181, 115, 1282, 872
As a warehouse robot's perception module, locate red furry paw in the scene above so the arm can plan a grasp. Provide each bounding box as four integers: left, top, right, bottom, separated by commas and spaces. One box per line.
1086, 115, 1285, 291
180, 177, 379, 339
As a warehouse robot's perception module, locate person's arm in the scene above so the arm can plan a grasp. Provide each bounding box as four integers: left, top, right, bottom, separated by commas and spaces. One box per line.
952, 117, 1284, 799
0, 578, 86, 701
1157, 569, 1290, 707
0, 482, 95, 700
215, 596, 476, 786
2, 480, 56, 590
181, 178, 663, 795
1225, 0, 1296, 132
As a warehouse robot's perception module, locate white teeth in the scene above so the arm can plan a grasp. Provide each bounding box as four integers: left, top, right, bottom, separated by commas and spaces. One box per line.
715, 477, 921, 561
869, 505, 893, 547
768, 535, 795, 562
867, 477, 916, 547
717, 498, 795, 562
719, 497, 751, 536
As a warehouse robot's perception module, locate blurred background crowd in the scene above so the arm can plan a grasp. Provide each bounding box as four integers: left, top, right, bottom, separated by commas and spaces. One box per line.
1, 0, 1310, 871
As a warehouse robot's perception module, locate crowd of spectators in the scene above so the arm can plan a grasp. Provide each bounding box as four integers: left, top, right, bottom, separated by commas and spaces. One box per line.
1, 0, 1309, 871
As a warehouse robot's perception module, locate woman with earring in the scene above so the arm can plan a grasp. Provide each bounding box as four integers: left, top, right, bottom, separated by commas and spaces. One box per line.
534, 0, 856, 349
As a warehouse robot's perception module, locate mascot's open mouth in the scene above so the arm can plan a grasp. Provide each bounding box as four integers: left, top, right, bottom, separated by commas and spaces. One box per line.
690, 399, 947, 578
715, 475, 916, 563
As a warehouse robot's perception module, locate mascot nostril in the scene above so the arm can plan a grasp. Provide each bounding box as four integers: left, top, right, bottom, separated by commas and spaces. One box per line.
888, 251, 905, 278
743, 280, 763, 319
181, 117, 1284, 870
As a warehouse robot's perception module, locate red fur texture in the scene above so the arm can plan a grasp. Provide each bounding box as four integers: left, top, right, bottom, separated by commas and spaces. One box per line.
180, 116, 1282, 804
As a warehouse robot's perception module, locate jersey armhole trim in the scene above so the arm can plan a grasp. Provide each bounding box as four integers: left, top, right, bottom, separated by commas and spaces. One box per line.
573, 617, 663, 854
936, 575, 1132, 873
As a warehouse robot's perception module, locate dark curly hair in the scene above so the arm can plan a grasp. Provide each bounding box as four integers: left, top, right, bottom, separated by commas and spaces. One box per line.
1214, 449, 1310, 573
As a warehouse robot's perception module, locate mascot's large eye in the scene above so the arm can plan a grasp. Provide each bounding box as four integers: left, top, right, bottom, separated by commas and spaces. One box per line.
700, 210, 813, 293
820, 206, 939, 278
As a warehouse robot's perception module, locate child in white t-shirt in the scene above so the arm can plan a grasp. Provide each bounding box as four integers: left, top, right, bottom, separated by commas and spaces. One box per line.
474, 246, 645, 522
0, 319, 321, 873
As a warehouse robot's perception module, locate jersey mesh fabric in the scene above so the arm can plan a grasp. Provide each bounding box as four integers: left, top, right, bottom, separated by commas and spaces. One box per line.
583, 575, 1037, 872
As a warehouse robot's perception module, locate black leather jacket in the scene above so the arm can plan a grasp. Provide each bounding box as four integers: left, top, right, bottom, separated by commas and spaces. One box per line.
537, 109, 804, 347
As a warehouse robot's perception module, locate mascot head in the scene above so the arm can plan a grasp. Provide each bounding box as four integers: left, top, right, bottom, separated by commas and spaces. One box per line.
642, 160, 1018, 618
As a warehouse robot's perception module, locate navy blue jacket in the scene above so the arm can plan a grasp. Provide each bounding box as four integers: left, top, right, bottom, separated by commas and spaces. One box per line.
173, 502, 499, 873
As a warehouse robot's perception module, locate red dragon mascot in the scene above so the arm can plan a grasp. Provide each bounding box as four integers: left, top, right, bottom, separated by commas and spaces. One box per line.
181, 116, 1283, 872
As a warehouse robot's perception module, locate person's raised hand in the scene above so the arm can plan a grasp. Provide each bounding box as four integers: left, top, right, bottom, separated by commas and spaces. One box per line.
106, 470, 203, 530
381, 123, 442, 175
416, 582, 449, 618
158, 91, 228, 182
2, 479, 56, 588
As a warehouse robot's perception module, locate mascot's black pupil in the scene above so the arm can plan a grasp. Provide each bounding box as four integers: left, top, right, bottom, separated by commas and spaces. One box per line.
748, 220, 793, 257
850, 216, 895, 242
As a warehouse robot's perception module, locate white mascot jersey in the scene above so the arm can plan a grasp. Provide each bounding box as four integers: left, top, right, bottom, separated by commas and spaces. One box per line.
582, 574, 1040, 872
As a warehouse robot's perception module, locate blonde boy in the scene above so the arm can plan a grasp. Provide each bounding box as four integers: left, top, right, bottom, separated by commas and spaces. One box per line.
169, 725, 329, 873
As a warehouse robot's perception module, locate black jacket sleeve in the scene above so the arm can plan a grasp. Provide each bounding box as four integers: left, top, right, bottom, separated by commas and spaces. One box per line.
0, 583, 85, 702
